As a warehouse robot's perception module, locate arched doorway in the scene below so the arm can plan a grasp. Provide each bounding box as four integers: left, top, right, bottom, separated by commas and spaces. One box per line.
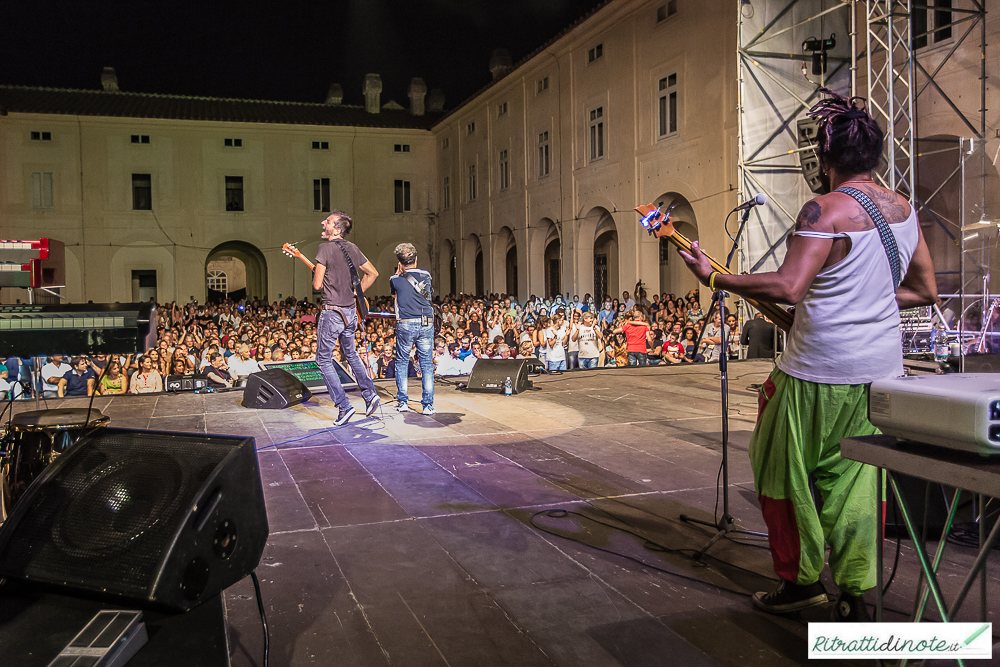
441, 239, 456, 296
648, 193, 698, 296
495, 226, 518, 298
529, 218, 559, 299
205, 241, 267, 302
506, 246, 518, 298
544, 237, 561, 298
593, 213, 618, 304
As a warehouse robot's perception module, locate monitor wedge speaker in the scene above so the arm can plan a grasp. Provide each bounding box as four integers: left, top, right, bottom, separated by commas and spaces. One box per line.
242, 368, 312, 409
0, 427, 268, 612
466, 359, 534, 394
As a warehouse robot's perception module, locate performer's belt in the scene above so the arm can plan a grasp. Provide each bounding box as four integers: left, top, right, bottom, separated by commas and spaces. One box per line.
323, 304, 350, 311
396, 317, 423, 323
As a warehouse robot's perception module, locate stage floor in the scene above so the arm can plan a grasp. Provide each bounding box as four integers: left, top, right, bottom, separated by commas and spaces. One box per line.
13, 362, 1000, 666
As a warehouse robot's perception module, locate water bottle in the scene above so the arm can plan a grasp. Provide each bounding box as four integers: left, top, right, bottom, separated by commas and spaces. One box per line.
933, 327, 949, 364
504, 376, 512, 396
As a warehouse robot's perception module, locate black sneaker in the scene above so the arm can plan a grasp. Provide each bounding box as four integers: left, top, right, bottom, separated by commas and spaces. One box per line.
334, 406, 356, 426
365, 394, 380, 416
831, 593, 871, 622
752, 580, 828, 614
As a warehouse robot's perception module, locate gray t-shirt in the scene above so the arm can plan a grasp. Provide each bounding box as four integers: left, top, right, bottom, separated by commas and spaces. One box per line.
704, 323, 730, 362
315, 239, 368, 308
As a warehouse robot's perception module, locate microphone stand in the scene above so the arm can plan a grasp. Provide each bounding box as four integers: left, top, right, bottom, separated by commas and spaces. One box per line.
680, 205, 767, 560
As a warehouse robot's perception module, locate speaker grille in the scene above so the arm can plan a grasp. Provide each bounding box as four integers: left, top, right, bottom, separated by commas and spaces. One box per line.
0, 431, 237, 597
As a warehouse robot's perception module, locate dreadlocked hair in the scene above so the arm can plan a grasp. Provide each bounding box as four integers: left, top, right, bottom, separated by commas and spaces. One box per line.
807, 87, 884, 176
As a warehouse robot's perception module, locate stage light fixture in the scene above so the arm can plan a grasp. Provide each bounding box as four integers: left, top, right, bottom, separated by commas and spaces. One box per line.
802, 34, 836, 75
740, 0, 754, 19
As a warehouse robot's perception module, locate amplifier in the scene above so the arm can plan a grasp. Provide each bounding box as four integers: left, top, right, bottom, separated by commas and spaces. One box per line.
868, 374, 1000, 455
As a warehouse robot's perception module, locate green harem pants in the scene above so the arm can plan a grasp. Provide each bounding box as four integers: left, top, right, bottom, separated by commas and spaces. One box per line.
749, 368, 884, 595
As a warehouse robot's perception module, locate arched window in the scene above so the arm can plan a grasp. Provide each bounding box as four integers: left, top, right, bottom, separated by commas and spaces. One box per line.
207, 270, 227, 293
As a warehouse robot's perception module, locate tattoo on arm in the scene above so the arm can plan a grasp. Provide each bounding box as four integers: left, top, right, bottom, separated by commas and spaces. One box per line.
795, 201, 823, 230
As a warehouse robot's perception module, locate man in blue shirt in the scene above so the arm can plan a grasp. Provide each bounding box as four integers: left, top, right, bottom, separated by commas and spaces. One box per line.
390, 242, 435, 415
57, 356, 97, 397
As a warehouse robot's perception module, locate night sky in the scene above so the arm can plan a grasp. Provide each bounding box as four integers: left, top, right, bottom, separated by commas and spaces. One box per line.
2, 0, 606, 109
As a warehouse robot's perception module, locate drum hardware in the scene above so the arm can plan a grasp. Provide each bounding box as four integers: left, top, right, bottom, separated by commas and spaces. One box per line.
0, 408, 111, 516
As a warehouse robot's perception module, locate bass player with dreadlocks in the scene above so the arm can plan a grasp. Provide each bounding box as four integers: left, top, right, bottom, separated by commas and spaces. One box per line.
671, 89, 937, 621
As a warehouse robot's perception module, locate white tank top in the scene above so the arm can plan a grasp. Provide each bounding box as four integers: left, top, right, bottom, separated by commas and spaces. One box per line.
778, 204, 919, 384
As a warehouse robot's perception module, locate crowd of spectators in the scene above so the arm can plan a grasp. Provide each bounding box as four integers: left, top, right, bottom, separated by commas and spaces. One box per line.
0, 288, 777, 399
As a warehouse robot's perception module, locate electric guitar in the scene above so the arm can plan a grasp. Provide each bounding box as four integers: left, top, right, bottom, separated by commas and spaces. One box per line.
634, 203, 794, 332
282, 242, 372, 321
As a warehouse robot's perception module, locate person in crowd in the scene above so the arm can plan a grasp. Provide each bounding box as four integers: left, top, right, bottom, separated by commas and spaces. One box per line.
311, 210, 381, 425
702, 312, 730, 363
389, 242, 435, 414
741, 313, 783, 359
205, 352, 233, 389
566, 310, 582, 369
40, 354, 69, 398
516, 341, 535, 359
611, 331, 628, 368
57, 356, 97, 397
672, 88, 937, 621
0, 366, 24, 400
647, 327, 664, 365
574, 312, 603, 369
533, 315, 550, 367
130, 355, 163, 393
543, 310, 569, 371
615, 310, 651, 366
725, 313, 741, 359
99, 360, 129, 394
663, 332, 688, 364
228, 343, 262, 381
681, 327, 703, 362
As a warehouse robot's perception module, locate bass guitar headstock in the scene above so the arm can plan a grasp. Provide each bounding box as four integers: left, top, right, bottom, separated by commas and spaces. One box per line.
281, 243, 302, 260
634, 202, 676, 237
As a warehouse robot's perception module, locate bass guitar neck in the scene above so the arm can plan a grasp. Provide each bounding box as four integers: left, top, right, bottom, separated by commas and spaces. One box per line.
634, 203, 794, 332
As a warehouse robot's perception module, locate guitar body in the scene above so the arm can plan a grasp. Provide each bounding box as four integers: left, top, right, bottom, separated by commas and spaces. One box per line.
634, 203, 794, 332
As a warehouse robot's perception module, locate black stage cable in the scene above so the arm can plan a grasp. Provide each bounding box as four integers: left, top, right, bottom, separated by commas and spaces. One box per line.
250, 571, 270, 667
882, 498, 903, 598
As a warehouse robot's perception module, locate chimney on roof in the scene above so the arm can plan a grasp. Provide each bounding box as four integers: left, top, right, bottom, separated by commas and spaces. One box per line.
427, 89, 445, 113
101, 67, 120, 92
325, 83, 343, 105
408, 78, 427, 116
489, 49, 513, 81
363, 74, 382, 114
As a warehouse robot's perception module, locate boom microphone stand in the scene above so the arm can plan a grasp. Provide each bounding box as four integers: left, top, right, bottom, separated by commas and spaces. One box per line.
680, 202, 766, 559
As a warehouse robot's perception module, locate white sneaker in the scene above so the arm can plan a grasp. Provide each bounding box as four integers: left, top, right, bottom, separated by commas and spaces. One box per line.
422, 404, 435, 415
396, 401, 410, 412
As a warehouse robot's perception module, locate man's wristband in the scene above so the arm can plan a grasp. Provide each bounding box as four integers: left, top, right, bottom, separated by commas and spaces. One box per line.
708, 271, 720, 291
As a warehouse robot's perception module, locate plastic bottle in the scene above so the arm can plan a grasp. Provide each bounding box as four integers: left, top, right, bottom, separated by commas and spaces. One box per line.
504, 376, 512, 396
933, 327, 949, 364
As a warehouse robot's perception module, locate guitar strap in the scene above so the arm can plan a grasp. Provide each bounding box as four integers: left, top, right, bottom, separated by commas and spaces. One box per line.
333, 240, 369, 320
835, 186, 902, 291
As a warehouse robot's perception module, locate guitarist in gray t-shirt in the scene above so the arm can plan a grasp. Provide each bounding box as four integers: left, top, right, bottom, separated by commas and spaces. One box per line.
311, 210, 380, 425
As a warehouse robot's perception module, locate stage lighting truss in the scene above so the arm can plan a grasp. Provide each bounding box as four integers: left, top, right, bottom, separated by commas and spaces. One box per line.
736, 1, 988, 347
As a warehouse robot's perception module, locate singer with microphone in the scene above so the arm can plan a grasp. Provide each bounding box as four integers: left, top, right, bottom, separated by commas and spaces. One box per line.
668, 89, 938, 621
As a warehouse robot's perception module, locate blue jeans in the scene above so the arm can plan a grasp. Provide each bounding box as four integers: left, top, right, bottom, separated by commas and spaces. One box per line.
395, 320, 435, 407
579, 357, 599, 369
627, 352, 648, 366
548, 359, 567, 371
316, 308, 376, 411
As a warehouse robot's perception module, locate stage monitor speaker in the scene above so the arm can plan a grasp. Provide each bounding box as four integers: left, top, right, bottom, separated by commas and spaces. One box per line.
0, 427, 268, 612
242, 368, 312, 409
466, 359, 534, 394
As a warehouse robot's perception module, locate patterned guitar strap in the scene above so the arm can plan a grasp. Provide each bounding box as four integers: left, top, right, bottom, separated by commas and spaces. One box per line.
835, 186, 902, 291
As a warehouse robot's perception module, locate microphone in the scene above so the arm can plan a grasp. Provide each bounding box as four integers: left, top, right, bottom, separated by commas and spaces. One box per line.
733, 193, 768, 212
